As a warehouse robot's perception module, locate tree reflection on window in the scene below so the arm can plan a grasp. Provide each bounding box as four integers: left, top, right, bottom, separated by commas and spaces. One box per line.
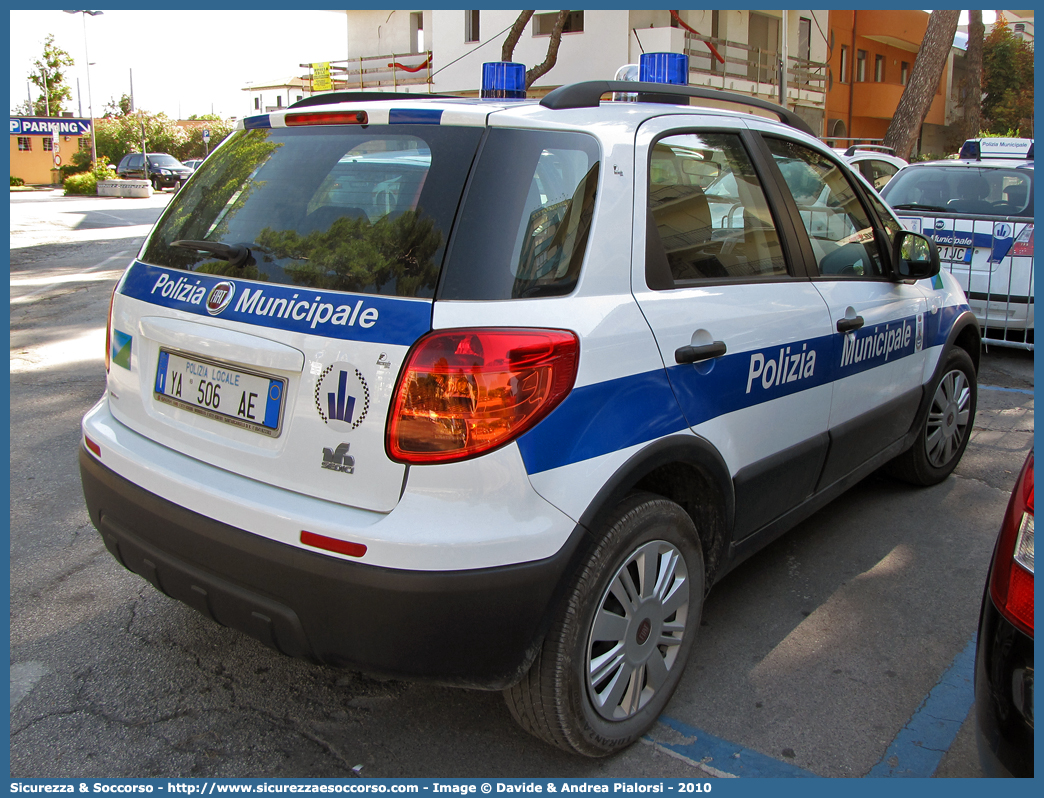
256, 209, 443, 297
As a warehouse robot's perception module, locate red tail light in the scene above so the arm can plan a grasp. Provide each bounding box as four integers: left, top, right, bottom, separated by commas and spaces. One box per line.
989, 451, 1034, 636
1012, 225, 1034, 257
104, 284, 117, 373
387, 328, 579, 464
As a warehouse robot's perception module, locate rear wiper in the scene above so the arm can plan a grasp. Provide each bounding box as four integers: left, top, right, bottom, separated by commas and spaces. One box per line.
172, 240, 253, 268
890, 203, 949, 212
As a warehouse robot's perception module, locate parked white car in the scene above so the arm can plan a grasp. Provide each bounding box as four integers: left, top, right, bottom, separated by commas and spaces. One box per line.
882, 138, 1034, 349
834, 144, 908, 191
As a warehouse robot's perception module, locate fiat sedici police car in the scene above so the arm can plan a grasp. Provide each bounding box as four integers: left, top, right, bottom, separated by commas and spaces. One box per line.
80, 55, 980, 756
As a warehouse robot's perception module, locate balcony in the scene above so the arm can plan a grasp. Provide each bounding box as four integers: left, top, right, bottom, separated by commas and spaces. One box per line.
682, 33, 827, 107
315, 51, 433, 91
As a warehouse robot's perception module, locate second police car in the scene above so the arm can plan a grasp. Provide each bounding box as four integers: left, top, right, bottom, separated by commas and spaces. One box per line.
882, 137, 1034, 349
79, 55, 981, 756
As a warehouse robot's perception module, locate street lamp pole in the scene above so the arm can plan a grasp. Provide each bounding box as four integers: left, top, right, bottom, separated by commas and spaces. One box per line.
65, 10, 103, 165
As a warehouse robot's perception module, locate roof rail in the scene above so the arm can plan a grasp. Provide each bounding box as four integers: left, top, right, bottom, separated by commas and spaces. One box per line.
844, 144, 896, 156
539, 80, 814, 136
288, 91, 454, 109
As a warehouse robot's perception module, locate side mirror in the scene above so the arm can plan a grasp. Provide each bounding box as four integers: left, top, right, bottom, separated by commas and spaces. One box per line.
892, 230, 940, 281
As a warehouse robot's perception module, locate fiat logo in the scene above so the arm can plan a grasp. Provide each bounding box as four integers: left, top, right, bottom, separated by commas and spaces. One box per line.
206, 281, 235, 315
636, 618, 652, 645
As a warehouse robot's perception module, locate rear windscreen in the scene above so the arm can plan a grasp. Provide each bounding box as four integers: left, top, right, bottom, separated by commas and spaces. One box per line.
142, 125, 483, 298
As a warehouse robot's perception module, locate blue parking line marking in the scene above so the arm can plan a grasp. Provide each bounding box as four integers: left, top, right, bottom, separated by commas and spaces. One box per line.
648, 637, 977, 778
980, 384, 1034, 396
866, 637, 977, 777
646, 716, 818, 778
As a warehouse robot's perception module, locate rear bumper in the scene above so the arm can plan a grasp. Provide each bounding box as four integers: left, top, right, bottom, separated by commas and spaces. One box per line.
80, 446, 583, 689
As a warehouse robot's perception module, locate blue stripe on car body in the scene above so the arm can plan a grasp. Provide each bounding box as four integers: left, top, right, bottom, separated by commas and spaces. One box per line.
243, 115, 272, 130
388, 108, 443, 125
517, 369, 689, 475
120, 262, 432, 347
520, 305, 966, 475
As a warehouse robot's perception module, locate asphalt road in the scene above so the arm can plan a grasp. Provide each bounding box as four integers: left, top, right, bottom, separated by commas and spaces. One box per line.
8, 189, 1034, 779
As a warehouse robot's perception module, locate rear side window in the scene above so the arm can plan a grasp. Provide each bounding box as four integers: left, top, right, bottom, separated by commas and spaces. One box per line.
439, 129, 600, 300
646, 132, 788, 286
141, 125, 483, 298
883, 165, 1033, 218
857, 158, 899, 190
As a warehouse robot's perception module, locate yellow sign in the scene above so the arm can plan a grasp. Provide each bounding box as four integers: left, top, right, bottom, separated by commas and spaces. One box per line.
312, 62, 333, 92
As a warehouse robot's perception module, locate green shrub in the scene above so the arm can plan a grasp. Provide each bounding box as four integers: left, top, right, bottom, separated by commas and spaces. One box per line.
10, 175, 25, 187
62, 161, 117, 196
93, 162, 117, 181
63, 171, 98, 195
59, 148, 94, 181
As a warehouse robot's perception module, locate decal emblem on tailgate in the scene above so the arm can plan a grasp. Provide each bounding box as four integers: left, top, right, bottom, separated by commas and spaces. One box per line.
315, 362, 370, 432
321, 443, 355, 474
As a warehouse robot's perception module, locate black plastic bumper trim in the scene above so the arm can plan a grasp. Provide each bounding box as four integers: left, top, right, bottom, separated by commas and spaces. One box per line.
80, 446, 582, 689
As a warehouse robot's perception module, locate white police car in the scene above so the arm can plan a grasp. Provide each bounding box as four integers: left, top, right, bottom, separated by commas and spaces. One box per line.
833, 144, 908, 191
80, 55, 980, 756
881, 138, 1033, 349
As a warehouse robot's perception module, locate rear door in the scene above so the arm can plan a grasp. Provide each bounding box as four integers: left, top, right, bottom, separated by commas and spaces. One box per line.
631, 116, 834, 541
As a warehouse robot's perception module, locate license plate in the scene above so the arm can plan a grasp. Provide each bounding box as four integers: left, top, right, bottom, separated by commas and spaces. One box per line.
938, 245, 973, 263
154, 350, 286, 436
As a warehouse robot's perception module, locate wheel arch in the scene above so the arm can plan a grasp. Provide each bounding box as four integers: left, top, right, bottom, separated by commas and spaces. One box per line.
916, 309, 981, 426
948, 310, 982, 374
896, 310, 981, 462
577, 434, 735, 588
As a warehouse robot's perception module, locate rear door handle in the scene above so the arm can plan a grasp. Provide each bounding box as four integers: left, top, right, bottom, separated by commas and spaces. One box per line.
836, 316, 864, 333
675, 341, 727, 364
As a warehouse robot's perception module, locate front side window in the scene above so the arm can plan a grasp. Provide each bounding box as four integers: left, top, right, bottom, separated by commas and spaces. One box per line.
142, 124, 484, 298
647, 132, 788, 285
441, 129, 600, 300
766, 138, 887, 278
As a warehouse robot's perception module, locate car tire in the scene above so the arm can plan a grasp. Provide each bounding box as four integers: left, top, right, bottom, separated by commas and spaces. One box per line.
888, 347, 977, 486
504, 492, 704, 756
151, 177, 161, 191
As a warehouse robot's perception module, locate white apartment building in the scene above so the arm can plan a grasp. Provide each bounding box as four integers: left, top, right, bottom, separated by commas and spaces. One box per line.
319, 10, 830, 133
